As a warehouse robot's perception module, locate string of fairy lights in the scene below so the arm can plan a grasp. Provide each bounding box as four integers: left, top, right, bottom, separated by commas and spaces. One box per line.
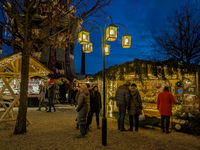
0, 53, 49, 75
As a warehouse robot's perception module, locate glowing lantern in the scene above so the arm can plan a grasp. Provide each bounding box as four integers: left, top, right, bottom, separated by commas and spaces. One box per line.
104, 43, 110, 55
82, 42, 93, 53
106, 24, 118, 41
122, 33, 132, 48
78, 28, 90, 44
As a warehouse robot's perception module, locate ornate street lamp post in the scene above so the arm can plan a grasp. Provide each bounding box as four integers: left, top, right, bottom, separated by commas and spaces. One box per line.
78, 16, 132, 146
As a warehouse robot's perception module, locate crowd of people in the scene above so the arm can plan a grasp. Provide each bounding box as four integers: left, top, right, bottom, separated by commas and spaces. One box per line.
75, 81, 176, 138
115, 81, 176, 134
37, 80, 176, 138
75, 84, 102, 138
37, 84, 56, 112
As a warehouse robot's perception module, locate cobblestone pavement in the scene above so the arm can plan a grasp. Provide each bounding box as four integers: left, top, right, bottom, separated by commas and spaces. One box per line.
0, 105, 200, 150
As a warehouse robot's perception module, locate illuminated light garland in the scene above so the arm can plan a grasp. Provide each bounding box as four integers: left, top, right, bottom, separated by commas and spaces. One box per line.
0, 54, 22, 66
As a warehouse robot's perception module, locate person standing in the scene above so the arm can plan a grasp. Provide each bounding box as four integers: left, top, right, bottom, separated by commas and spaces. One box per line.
71, 87, 78, 106
47, 84, 56, 112
76, 84, 90, 138
157, 86, 176, 133
75, 87, 81, 130
37, 85, 48, 111
128, 83, 142, 132
85, 84, 93, 132
89, 86, 102, 129
115, 81, 131, 131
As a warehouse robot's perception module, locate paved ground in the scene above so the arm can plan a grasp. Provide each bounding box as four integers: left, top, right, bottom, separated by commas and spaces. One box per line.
0, 105, 200, 150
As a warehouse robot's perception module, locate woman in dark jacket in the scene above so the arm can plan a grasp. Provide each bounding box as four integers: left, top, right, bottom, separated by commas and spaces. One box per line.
128, 83, 142, 132
76, 84, 90, 138
89, 85, 102, 129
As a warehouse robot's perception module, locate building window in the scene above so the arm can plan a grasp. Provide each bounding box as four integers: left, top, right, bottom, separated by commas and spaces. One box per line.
56, 61, 64, 74
56, 62, 63, 70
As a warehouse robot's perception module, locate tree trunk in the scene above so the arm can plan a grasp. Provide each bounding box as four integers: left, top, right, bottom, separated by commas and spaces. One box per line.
14, 11, 30, 134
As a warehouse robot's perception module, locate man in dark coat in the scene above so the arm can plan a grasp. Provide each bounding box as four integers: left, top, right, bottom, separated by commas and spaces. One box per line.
115, 81, 131, 131
89, 85, 102, 129
71, 87, 78, 106
76, 84, 90, 138
47, 84, 56, 112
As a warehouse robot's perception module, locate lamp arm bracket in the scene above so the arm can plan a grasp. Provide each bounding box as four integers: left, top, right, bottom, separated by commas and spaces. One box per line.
104, 16, 113, 31
82, 20, 103, 41
83, 20, 104, 47
114, 23, 128, 33
89, 27, 101, 32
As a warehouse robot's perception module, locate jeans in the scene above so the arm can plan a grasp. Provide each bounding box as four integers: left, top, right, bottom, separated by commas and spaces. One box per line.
161, 115, 170, 131
80, 125, 85, 136
38, 99, 47, 110
71, 98, 74, 105
48, 97, 56, 112
129, 114, 139, 130
118, 105, 126, 128
90, 111, 100, 126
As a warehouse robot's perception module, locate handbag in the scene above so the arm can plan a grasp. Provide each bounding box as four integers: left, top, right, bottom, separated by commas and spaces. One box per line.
139, 110, 145, 121
132, 98, 142, 115
136, 107, 142, 115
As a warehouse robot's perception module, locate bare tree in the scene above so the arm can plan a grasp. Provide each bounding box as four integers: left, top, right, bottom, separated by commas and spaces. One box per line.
0, 0, 112, 134
152, 0, 200, 70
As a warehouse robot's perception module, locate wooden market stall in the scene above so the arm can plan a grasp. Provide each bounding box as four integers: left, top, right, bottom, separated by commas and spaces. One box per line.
75, 77, 97, 88
94, 59, 200, 129
0, 52, 53, 123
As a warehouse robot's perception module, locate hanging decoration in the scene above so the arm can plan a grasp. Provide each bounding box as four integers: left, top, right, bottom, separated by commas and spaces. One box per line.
93, 58, 200, 83
156, 84, 161, 89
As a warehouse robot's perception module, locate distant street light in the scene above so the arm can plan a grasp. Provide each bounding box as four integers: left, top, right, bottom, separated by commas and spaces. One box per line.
78, 16, 132, 146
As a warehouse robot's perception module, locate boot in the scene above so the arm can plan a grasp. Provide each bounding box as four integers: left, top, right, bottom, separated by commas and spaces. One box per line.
161, 129, 165, 133
166, 130, 170, 134
120, 127, 127, 131
118, 126, 120, 130
127, 128, 133, 132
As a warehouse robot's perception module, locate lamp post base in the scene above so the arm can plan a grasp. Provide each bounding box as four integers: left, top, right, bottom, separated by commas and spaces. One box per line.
102, 117, 107, 146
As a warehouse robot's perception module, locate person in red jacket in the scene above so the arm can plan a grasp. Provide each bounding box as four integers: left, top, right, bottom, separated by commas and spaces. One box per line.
157, 86, 176, 133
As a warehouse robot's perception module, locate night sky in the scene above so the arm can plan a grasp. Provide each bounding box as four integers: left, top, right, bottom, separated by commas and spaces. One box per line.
1, 0, 198, 75
74, 0, 196, 75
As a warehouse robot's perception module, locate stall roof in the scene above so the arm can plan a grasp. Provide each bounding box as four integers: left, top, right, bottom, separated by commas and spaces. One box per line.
0, 52, 53, 77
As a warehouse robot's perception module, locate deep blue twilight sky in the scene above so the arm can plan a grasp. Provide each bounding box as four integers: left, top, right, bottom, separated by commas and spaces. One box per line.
74, 0, 196, 75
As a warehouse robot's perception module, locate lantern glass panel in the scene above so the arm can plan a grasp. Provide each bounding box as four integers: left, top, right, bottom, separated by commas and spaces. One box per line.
82, 42, 93, 53
106, 26, 118, 41
78, 30, 90, 44
104, 44, 110, 55
122, 35, 132, 48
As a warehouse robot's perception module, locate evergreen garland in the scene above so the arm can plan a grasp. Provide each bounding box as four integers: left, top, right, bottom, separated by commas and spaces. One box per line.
93, 59, 199, 82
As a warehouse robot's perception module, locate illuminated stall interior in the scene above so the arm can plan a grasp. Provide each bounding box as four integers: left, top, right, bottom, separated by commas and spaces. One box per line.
94, 59, 200, 119
0, 52, 53, 122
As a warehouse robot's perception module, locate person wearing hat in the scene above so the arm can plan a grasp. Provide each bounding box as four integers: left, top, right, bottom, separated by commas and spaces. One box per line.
157, 86, 176, 134
115, 81, 131, 131
76, 84, 90, 138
